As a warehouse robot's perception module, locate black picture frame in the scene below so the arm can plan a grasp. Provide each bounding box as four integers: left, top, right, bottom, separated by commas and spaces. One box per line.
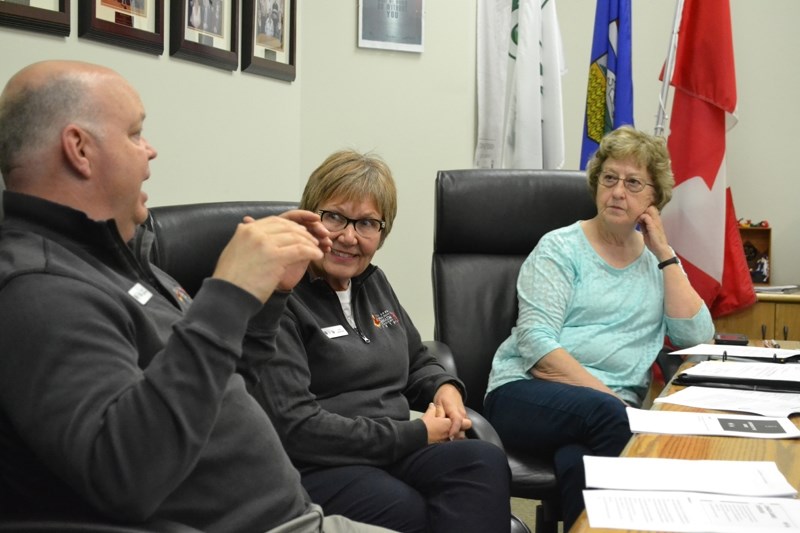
0, 0, 70, 37
170, 0, 238, 71
241, 0, 295, 81
78, 0, 163, 54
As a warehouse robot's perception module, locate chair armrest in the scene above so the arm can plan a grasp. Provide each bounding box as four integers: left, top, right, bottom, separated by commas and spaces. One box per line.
422, 340, 503, 449
465, 407, 506, 451
422, 340, 506, 451
0, 519, 204, 532
423, 339, 457, 376
656, 347, 682, 383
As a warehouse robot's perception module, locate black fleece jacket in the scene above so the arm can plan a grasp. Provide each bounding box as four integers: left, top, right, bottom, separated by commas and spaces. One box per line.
248, 266, 465, 471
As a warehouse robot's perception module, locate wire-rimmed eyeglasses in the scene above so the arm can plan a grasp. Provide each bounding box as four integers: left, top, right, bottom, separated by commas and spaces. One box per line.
317, 210, 385, 238
599, 174, 656, 193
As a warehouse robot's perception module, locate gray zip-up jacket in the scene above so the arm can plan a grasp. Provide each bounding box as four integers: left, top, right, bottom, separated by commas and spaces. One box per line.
0, 191, 312, 533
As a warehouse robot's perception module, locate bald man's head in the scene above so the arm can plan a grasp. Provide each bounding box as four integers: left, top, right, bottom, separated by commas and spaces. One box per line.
0, 61, 123, 182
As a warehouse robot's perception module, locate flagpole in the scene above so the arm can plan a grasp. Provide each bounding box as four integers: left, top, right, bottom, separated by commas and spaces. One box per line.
654, 0, 685, 137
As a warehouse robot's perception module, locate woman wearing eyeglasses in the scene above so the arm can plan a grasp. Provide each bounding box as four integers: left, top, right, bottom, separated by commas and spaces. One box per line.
484, 126, 714, 530
247, 149, 511, 533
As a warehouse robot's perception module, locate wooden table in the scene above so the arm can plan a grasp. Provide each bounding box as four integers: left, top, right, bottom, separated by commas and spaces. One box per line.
569, 342, 800, 533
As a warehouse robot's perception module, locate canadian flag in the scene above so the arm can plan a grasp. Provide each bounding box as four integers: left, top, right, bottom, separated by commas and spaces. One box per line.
661, 0, 756, 318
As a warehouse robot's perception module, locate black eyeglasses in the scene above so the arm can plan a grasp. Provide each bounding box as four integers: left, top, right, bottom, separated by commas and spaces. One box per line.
599, 174, 655, 193
317, 210, 385, 238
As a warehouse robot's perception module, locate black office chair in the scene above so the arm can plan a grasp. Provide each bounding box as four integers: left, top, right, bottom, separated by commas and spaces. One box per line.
148, 200, 300, 297
432, 169, 598, 533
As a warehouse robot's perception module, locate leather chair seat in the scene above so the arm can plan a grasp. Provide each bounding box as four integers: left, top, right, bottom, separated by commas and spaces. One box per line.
506, 451, 560, 497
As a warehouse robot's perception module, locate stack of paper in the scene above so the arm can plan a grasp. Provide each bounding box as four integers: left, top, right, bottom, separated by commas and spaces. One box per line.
583, 456, 800, 532
585, 456, 796, 497
670, 343, 800, 363
626, 406, 800, 439
654, 386, 800, 418
672, 360, 800, 394
653, 357, 800, 418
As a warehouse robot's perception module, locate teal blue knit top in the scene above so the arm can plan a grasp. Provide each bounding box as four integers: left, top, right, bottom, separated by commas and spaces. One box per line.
486, 222, 714, 406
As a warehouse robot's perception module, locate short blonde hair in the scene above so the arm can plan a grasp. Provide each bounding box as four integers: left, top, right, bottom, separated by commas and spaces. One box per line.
585, 126, 674, 210
300, 149, 397, 247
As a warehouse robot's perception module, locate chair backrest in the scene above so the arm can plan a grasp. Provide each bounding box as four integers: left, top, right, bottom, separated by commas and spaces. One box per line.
148, 200, 298, 296
432, 169, 597, 412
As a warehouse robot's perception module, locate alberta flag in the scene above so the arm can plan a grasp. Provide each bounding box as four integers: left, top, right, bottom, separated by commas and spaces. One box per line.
579, 0, 633, 169
475, 0, 565, 170
661, 0, 755, 317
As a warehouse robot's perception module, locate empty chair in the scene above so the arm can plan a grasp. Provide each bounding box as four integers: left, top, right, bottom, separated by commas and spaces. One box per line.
432, 169, 597, 533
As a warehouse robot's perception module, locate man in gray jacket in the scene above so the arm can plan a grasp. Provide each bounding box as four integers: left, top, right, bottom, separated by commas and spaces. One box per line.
0, 60, 394, 533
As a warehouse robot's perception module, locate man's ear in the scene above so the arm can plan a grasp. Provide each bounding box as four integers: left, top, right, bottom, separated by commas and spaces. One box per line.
61, 124, 92, 179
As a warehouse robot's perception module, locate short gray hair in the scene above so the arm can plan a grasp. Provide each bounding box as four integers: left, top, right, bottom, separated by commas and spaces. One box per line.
0, 72, 101, 179
585, 126, 674, 210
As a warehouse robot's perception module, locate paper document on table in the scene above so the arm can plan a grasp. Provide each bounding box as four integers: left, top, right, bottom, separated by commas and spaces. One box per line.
626, 407, 800, 439
584, 456, 797, 497
672, 360, 800, 392
655, 386, 800, 417
583, 489, 800, 532
671, 343, 800, 362
681, 360, 800, 381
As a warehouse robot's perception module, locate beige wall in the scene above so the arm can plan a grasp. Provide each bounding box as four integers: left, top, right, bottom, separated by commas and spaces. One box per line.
1, 1, 798, 339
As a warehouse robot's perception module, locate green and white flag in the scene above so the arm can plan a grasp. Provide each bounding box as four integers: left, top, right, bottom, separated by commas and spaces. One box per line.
475, 0, 565, 169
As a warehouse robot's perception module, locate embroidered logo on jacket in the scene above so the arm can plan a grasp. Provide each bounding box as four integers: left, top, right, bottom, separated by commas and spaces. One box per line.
371, 310, 399, 328
174, 286, 192, 307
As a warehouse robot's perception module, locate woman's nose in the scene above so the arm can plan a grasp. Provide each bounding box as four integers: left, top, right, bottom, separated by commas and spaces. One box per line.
336, 223, 359, 242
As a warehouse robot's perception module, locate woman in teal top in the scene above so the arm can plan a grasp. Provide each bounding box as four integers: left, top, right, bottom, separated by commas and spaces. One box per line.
483, 126, 715, 530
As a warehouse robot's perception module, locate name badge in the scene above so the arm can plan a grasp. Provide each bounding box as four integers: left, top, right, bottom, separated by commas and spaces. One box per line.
321, 325, 348, 339
128, 283, 153, 305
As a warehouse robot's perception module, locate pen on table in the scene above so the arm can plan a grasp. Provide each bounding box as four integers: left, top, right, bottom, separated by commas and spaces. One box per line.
763, 339, 781, 349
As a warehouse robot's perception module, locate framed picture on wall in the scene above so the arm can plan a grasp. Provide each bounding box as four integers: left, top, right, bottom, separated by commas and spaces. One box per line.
241, 0, 295, 81
0, 0, 70, 37
358, 0, 423, 53
78, 0, 163, 54
170, 0, 238, 71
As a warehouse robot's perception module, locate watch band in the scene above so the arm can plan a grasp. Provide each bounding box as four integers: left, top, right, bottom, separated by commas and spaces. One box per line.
658, 256, 680, 270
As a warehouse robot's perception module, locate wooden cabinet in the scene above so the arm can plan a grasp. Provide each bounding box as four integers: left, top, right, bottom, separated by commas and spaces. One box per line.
714, 293, 800, 341
739, 226, 771, 283
775, 301, 800, 340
